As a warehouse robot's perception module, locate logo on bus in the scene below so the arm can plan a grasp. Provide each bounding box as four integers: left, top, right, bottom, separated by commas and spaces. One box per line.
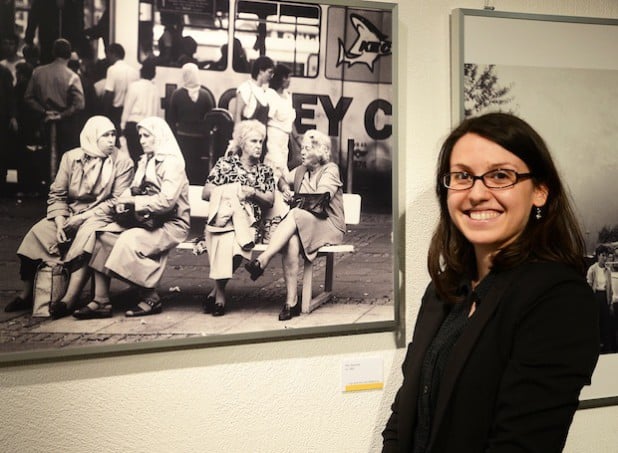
336, 14, 392, 71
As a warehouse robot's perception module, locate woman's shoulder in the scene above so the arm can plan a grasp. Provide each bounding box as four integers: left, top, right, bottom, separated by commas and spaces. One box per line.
501, 261, 593, 310
513, 261, 586, 284
61, 148, 83, 163
322, 162, 340, 174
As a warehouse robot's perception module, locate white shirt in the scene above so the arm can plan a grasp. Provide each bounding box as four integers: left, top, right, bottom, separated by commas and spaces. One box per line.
121, 79, 162, 129
266, 88, 296, 133
104, 59, 139, 108
237, 78, 268, 119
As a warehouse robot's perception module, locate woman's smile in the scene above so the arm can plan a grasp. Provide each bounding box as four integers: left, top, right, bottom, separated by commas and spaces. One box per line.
466, 209, 501, 221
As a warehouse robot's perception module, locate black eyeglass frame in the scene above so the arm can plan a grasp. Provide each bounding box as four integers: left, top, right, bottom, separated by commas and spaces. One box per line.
442, 169, 534, 190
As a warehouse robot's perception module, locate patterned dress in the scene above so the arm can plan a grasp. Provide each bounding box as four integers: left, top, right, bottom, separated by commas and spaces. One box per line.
205, 154, 275, 279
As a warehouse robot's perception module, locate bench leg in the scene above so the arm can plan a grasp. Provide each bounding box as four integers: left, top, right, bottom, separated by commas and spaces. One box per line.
301, 253, 335, 314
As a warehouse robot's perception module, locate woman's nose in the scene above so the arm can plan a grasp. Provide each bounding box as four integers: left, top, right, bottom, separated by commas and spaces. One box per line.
467, 178, 491, 201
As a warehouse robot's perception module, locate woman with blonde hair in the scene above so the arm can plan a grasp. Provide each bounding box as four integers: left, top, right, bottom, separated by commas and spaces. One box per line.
245, 129, 346, 321
202, 119, 275, 316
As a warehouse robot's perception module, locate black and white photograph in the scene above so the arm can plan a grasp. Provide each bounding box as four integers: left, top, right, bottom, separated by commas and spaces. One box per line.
0, 0, 398, 362
451, 8, 618, 406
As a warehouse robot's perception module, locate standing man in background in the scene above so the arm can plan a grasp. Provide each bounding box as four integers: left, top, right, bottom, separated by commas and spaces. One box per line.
103, 43, 139, 140
24, 38, 84, 160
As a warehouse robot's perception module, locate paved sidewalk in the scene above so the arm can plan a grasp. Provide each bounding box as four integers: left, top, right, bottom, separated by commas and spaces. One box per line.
0, 196, 394, 355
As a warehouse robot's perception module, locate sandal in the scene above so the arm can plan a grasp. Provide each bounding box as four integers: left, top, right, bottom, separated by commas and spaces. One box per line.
125, 294, 162, 317
73, 300, 112, 320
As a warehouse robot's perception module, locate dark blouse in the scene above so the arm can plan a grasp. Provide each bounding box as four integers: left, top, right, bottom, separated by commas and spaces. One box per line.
412, 274, 495, 453
206, 154, 275, 223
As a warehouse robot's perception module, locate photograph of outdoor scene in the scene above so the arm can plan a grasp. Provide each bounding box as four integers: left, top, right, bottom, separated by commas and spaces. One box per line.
0, 0, 396, 360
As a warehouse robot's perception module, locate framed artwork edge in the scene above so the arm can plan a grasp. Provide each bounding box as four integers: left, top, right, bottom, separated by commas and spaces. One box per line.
0, 0, 403, 365
450, 7, 618, 408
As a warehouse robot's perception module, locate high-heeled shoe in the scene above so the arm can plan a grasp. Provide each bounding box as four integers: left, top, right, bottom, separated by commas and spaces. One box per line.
212, 302, 225, 317
203, 295, 215, 314
278, 302, 301, 321
4, 296, 32, 312
244, 259, 264, 281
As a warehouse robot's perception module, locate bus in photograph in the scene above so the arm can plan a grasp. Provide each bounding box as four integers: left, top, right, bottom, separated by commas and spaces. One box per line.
8, 0, 394, 202
115, 0, 394, 201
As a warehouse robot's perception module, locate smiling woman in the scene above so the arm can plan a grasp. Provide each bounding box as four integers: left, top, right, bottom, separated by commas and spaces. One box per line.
383, 112, 599, 453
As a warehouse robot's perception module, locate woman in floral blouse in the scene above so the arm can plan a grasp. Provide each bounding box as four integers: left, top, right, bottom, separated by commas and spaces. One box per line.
201, 119, 275, 316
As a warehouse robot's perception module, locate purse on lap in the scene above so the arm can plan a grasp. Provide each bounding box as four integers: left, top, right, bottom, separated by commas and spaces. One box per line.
289, 164, 332, 219
113, 182, 177, 230
288, 192, 330, 219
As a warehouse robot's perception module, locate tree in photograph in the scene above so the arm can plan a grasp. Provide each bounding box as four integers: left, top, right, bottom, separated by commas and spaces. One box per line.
598, 225, 618, 244
463, 64, 513, 117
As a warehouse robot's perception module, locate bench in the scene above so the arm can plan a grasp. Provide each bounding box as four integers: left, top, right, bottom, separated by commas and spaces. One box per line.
177, 185, 362, 314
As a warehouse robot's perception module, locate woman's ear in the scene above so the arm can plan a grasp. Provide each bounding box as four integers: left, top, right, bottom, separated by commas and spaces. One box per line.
533, 183, 549, 208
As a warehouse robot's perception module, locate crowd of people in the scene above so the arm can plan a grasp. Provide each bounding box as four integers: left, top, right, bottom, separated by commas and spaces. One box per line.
2, 36, 346, 322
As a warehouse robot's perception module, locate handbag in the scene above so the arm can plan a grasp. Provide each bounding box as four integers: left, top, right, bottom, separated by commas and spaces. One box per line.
113, 182, 177, 230
32, 262, 69, 317
289, 192, 330, 219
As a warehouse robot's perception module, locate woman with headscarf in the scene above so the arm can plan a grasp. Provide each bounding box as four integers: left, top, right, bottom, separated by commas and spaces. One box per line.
166, 62, 214, 184
74, 117, 190, 319
5, 116, 134, 317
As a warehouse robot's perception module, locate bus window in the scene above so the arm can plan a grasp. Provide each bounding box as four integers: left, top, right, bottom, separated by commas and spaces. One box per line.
138, 0, 230, 69
234, 0, 319, 78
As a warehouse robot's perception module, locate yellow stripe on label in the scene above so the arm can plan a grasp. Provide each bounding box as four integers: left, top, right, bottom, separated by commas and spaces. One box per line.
345, 382, 384, 392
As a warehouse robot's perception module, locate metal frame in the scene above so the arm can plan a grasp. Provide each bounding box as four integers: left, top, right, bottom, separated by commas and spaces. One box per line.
450, 7, 618, 409
0, 0, 402, 365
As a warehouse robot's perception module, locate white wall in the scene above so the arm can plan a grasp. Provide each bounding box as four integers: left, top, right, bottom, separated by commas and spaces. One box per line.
2, 1, 617, 452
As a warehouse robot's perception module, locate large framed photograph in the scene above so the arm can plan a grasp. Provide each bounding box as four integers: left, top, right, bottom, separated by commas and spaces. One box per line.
450, 8, 618, 408
0, 0, 400, 364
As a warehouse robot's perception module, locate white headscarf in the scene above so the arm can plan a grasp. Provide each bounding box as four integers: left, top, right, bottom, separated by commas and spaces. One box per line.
134, 116, 185, 185
181, 62, 201, 102
80, 115, 116, 158
79, 115, 116, 192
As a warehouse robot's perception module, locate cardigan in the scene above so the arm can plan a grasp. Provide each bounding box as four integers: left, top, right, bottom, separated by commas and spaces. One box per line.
382, 261, 599, 453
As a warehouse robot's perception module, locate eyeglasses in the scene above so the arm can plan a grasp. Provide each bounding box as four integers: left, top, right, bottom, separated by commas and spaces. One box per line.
442, 169, 533, 190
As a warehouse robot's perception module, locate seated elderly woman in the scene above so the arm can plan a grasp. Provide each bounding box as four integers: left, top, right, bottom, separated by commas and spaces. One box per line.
73, 116, 190, 319
202, 119, 275, 316
5, 116, 134, 317
245, 129, 345, 321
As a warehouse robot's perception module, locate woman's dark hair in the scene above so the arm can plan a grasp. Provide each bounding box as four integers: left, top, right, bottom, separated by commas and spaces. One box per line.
269, 64, 291, 91
428, 112, 586, 302
250, 56, 274, 79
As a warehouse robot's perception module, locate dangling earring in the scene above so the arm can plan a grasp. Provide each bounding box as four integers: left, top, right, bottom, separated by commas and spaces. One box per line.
535, 207, 542, 220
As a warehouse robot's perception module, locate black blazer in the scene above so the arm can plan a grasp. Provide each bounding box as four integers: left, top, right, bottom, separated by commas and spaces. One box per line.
383, 261, 599, 453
